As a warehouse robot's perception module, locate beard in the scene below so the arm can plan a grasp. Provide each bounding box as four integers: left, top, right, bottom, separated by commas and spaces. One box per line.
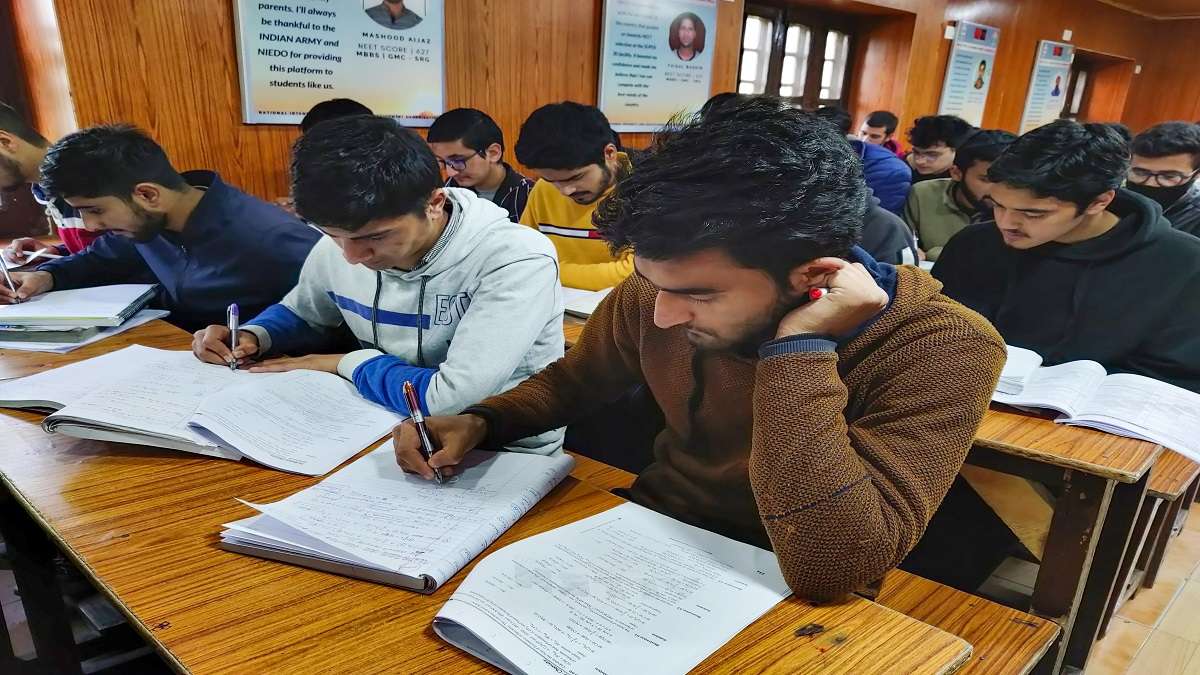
687, 291, 804, 357
0, 154, 26, 191
127, 202, 170, 242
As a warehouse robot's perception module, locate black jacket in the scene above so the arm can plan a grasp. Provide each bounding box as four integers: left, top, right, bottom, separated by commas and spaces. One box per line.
1165, 183, 1200, 237
861, 194, 918, 265
934, 188, 1200, 393
446, 162, 533, 222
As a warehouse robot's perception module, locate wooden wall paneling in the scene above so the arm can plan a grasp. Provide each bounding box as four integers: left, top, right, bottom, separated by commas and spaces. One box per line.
893, 0, 951, 134
1080, 59, 1136, 123
1122, 19, 1200, 131
847, 12, 916, 131
11, 0, 76, 140
0, 0, 32, 116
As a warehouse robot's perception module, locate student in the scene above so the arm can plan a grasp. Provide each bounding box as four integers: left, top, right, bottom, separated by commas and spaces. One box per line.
427, 108, 533, 223
935, 120, 1200, 392
191, 115, 565, 454
515, 102, 634, 291
365, 0, 421, 30
814, 106, 912, 215
859, 110, 903, 156
300, 98, 373, 133
391, 97, 1006, 602
904, 129, 1016, 260
0, 102, 102, 263
904, 115, 974, 184
1128, 121, 1200, 235
0, 125, 320, 332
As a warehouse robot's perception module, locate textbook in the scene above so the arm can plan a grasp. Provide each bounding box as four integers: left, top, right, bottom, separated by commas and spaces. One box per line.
0, 284, 156, 327
993, 347, 1200, 462
0, 345, 403, 476
432, 502, 792, 675
0, 309, 169, 353
219, 448, 576, 593
561, 286, 611, 318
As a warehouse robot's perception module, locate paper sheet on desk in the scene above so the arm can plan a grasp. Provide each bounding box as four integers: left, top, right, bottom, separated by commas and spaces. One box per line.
0, 309, 169, 353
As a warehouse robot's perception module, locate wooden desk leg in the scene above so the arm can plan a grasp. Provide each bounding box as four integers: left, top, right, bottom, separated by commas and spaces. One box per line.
1061, 472, 1149, 672
1030, 470, 1113, 675
0, 492, 83, 675
1097, 494, 1157, 638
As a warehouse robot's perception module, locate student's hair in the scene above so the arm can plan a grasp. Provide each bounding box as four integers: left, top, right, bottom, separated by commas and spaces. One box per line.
668, 12, 706, 53
986, 119, 1131, 212
291, 115, 441, 230
39, 124, 186, 200
906, 115, 975, 150
865, 110, 899, 135
812, 106, 853, 136
0, 102, 47, 146
951, 129, 1017, 173
698, 92, 753, 121
426, 108, 505, 154
299, 98, 373, 133
594, 96, 866, 287
1132, 121, 1200, 169
515, 102, 616, 170
1107, 122, 1133, 146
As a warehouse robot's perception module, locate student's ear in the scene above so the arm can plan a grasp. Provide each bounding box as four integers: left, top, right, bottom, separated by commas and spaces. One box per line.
1086, 189, 1117, 215
784, 257, 844, 296
0, 130, 19, 154
484, 142, 503, 164
425, 187, 447, 216
602, 142, 619, 162
949, 165, 964, 182
131, 183, 164, 210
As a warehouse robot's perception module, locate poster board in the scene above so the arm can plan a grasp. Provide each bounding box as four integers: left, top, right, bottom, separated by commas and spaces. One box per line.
233, 0, 445, 126
598, 0, 718, 132
1018, 40, 1075, 134
937, 21, 1000, 127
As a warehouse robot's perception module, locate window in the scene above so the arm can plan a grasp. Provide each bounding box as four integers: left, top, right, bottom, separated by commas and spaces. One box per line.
737, 5, 853, 109
1063, 68, 1088, 119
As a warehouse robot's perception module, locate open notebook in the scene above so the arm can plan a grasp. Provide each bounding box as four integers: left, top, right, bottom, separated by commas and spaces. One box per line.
220, 448, 576, 592
0, 345, 402, 476
994, 346, 1200, 462
0, 284, 156, 327
561, 286, 612, 318
433, 502, 792, 675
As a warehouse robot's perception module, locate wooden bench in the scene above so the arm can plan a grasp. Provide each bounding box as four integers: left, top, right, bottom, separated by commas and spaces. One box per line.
567, 451, 1060, 674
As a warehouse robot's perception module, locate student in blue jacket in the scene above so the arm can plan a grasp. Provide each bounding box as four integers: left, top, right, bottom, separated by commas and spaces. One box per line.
0, 125, 320, 331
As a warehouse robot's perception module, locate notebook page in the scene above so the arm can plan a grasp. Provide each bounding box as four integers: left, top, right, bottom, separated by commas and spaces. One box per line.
1068, 373, 1200, 461
0, 284, 154, 325
0, 344, 161, 409
245, 448, 575, 586
432, 502, 791, 675
561, 286, 612, 317
992, 359, 1107, 417
189, 369, 403, 476
996, 345, 1043, 395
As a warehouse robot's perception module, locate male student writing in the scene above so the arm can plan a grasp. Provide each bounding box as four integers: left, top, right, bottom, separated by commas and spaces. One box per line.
427, 108, 533, 222
191, 115, 565, 454
0, 102, 101, 263
1127, 121, 1200, 236
0, 125, 319, 331
935, 120, 1200, 392
516, 102, 633, 290
391, 97, 1006, 602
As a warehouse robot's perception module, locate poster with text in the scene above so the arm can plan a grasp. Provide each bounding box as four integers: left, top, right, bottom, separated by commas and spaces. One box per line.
1018, 40, 1074, 134
234, 0, 445, 126
598, 0, 718, 132
937, 21, 1000, 127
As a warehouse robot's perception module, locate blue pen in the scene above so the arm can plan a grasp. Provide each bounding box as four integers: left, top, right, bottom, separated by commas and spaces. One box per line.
226, 303, 239, 371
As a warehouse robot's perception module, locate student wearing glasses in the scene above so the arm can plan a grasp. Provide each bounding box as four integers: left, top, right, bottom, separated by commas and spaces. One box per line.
1127, 121, 1200, 236
427, 108, 533, 223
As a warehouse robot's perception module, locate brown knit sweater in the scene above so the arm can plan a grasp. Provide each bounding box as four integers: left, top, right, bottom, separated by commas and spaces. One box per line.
470, 265, 1005, 602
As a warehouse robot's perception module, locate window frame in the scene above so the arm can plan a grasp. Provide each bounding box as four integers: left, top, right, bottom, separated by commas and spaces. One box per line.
738, 4, 855, 110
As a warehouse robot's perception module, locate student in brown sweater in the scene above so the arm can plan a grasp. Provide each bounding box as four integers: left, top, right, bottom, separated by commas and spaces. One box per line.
393, 97, 1006, 602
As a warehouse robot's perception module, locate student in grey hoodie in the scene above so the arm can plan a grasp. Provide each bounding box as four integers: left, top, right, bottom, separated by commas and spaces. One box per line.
191, 115, 565, 454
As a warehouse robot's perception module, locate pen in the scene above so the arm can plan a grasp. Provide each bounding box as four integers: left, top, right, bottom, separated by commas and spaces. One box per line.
1, 264, 20, 304
403, 380, 444, 484
226, 303, 239, 371
24, 248, 62, 263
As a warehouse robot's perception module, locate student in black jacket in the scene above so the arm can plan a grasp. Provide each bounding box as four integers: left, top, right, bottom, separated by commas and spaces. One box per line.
934, 119, 1200, 393
1128, 121, 1200, 236
427, 108, 533, 222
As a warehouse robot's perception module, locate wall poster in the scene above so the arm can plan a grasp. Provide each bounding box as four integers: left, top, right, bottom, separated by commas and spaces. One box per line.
1019, 40, 1075, 134
937, 21, 1000, 127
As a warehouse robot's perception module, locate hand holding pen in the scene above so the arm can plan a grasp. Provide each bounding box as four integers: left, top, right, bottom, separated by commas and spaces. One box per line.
403, 380, 444, 484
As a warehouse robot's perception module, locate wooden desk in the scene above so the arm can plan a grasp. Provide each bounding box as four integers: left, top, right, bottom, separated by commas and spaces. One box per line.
968, 406, 1162, 674
0, 321, 971, 674
563, 314, 585, 347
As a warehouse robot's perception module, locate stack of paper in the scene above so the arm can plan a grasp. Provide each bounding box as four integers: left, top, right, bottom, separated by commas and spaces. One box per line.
0, 284, 160, 352
997, 345, 1044, 395
562, 286, 612, 318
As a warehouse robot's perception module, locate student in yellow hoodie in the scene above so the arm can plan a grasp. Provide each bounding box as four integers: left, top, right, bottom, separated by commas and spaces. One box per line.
515, 102, 633, 290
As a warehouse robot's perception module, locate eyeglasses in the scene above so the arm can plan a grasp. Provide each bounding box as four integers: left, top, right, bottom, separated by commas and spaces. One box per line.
435, 151, 484, 172
1128, 167, 1200, 187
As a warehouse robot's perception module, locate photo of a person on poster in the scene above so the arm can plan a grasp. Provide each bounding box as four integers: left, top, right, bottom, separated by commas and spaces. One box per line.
365, 0, 423, 30
669, 12, 706, 62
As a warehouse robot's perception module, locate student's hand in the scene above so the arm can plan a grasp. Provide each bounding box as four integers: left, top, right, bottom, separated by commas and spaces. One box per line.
0, 271, 54, 304
248, 353, 344, 374
192, 325, 260, 366
776, 259, 889, 339
917, 247, 927, 262
393, 414, 488, 480
3, 238, 42, 264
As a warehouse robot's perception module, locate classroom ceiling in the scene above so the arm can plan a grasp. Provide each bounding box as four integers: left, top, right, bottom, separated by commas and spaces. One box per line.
1098, 0, 1200, 19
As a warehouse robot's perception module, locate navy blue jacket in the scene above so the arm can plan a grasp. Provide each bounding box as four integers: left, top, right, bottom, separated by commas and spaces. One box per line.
851, 140, 913, 216
38, 171, 321, 332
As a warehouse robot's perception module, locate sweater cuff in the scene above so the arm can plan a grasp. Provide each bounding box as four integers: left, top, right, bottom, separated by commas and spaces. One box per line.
337, 348, 386, 381
461, 405, 502, 447
242, 325, 273, 355
759, 334, 838, 359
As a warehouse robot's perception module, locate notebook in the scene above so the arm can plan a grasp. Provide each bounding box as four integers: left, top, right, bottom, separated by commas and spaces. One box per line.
561, 286, 612, 318
432, 502, 792, 675
0, 284, 156, 327
220, 448, 576, 592
0, 345, 402, 475
0, 309, 169, 353
993, 348, 1200, 462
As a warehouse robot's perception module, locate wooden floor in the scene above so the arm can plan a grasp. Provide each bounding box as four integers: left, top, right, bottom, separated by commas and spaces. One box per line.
1086, 509, 1200, 674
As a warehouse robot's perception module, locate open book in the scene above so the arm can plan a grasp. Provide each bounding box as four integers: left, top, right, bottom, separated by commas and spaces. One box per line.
994, 347, 1200, 462
220, 448, 576, 593
433, 502, 792, 675
0, 345, 402, 475
561, 286, 612, 318
0, 284, 156, 327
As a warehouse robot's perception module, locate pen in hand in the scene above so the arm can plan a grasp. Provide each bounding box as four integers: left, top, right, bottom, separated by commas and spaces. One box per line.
1, 265, 21, 304
226, 303, 239, 371
403, 380, 444, 484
